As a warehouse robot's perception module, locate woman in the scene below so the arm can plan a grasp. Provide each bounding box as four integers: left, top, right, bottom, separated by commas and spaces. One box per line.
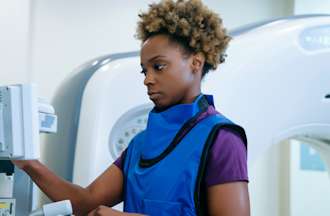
13, 0, 250, 215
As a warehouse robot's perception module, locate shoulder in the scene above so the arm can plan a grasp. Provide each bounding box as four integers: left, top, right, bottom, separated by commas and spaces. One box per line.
205, 128, 248, 186
212, 127, 247, 154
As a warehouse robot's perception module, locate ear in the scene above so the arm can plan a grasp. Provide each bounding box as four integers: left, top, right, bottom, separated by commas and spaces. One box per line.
191, 52, 205, 75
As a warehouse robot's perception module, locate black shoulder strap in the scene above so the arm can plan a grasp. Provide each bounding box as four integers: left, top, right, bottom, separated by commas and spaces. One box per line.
194, 123, 247, 216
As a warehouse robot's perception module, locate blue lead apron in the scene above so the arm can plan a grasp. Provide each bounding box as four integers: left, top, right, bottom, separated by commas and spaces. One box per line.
122, 95, 247, 216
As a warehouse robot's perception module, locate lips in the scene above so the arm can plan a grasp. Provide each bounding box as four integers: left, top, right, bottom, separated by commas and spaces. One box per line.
147, 91, 159, 95
147, 91, 161, 100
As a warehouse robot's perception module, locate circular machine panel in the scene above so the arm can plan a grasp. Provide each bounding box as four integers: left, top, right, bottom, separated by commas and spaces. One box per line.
109, 103, 153, 159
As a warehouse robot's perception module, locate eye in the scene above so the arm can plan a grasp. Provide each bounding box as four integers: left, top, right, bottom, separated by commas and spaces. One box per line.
153, 63, 166, 71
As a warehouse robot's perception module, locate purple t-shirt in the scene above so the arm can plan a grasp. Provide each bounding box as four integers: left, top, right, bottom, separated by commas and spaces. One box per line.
113, 106, 248, 186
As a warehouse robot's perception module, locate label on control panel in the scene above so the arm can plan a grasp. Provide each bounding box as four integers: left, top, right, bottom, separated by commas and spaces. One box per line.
0, 199, 15, 216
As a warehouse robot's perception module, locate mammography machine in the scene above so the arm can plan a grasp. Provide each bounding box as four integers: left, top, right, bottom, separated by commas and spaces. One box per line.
69, 15, 330, 211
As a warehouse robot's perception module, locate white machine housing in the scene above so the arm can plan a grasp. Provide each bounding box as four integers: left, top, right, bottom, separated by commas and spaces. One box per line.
0, 83, 58, 216
0, 84, 39, 160
0, 84, 58, 160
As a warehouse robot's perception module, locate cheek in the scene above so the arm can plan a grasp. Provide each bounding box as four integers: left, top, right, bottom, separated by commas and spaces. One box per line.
163, 73, 186, 92
162, 73, 191, 102
169, 63, 193, 83
172, 69, 194, 88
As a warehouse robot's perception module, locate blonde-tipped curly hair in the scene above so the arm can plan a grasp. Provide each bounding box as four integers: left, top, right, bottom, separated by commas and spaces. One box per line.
136, 0, 231, 77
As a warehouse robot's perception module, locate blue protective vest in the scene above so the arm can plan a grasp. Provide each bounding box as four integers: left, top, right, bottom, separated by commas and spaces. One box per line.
123, 95, 247, 216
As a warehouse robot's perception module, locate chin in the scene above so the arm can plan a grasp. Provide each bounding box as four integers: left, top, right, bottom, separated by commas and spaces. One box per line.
153, 100, 171, 112
149, 95, 175, 111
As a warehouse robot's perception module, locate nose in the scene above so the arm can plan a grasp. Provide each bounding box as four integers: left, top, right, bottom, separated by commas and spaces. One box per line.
143, 70, 156, 86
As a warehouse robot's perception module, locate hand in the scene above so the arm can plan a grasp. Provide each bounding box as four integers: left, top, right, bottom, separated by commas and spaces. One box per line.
88, 205, 122, 216
11, 160, 38, 170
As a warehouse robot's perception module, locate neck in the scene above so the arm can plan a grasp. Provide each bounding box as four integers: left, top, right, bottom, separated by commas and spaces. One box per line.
181, 85, 201, 104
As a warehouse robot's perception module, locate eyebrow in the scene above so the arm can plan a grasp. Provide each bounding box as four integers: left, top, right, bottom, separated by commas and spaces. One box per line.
140, 55, 166, 67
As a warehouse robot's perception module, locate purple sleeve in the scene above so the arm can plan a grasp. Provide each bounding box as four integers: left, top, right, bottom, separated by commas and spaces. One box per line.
113, 149, 127, 170
205, 128, 248, 187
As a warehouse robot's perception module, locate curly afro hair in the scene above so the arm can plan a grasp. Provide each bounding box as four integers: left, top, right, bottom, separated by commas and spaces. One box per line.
136, 0, 231, 77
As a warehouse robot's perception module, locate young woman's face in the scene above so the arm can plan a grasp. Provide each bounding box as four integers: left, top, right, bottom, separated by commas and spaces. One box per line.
140, 34, 201, 110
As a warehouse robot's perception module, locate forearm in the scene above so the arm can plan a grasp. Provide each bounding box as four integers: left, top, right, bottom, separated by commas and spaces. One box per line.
87, 206, 145, 216
22, 160, 94, 215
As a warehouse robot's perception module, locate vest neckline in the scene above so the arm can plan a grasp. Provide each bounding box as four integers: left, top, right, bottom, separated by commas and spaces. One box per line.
140, 94, 212, 167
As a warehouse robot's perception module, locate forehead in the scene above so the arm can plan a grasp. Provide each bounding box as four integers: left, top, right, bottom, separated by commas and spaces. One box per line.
140, 35, 182, 63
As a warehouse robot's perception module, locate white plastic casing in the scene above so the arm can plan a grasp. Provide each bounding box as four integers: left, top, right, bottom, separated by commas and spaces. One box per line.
0, 84, 39, 160
42, 200, 72, 216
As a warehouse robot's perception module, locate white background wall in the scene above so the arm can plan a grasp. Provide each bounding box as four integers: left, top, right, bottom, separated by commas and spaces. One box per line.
0, 0, 31, 85
4, 0, 330, 214
294, 0, 330, 14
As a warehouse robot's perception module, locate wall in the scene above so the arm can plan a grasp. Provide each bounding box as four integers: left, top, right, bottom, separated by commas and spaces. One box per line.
0, 0, 31, 85
294, 0, 330, 14
206, 0, 293, 28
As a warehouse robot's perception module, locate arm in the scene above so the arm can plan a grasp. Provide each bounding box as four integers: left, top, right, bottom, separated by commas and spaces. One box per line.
87, 206, 145, 216
13, 160, 123, 216
204, 127, 250, 215
207, 182, 250, 216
